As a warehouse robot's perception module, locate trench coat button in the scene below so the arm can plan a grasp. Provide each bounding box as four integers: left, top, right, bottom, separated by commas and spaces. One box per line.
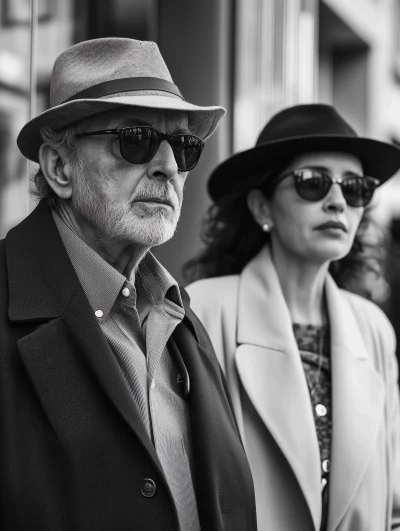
322, 459, 330, 473
315, 404, 327, 417
141, 478, 156, 498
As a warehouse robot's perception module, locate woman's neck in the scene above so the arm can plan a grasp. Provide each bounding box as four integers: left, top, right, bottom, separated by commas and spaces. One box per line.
270, 244, 329, 326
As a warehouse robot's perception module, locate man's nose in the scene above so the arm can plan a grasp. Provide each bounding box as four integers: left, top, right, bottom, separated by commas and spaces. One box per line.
147, 140, 178, 181
324, 182, 346, 212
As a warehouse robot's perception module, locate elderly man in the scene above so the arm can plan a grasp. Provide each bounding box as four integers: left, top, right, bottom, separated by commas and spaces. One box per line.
0, 38, 256, 531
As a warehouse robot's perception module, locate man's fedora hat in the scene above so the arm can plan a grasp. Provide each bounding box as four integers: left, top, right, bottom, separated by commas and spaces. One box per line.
208, 103, 400, 202
17, 37, 226, 163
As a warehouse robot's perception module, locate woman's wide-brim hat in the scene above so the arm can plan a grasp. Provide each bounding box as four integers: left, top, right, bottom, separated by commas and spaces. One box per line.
17, 37, 226, 163
208, 103, 400, 202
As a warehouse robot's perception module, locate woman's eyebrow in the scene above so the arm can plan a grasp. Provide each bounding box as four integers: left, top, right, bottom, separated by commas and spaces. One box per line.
297, 165, 363, 175
298, 165, 330, 172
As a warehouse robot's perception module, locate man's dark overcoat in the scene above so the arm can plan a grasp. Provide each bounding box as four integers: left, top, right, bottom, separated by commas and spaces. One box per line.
0, 202, 257, 531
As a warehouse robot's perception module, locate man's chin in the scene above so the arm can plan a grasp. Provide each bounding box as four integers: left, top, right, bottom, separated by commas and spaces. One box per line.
124, 219, 178, 247
146, 234, 174, 247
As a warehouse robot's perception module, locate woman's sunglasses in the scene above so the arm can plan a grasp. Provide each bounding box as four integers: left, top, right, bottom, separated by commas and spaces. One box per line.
276, 169, 380, 208
77, 126, 205, 172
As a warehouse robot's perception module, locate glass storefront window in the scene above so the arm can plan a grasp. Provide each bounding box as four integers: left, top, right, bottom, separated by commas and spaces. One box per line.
233, 0, 318, 152
0, 0, 75, 237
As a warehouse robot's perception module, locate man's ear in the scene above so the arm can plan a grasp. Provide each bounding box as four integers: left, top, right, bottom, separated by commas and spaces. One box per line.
247, 188, 274, 229
38, 144, 73, 200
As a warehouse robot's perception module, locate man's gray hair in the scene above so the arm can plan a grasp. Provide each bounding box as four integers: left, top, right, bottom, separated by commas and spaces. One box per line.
32, 123, 83, 208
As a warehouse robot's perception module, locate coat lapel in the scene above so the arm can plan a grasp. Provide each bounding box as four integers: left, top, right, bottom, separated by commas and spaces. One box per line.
234, 246, 386, 531
6, 202, 162, 470
325, 277, 385, 531
235, 246, 322, 531
173, 302, 257, 531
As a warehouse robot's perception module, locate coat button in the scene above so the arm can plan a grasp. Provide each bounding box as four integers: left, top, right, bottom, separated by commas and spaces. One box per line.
122, 287, 130, 297
315, 404, 327, 417
141, 478, 156, 498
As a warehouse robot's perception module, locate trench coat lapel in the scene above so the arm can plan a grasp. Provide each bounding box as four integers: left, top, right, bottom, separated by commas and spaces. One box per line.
6, 202, 162, 471
235, 246, 322, 531
325, 276, 385, 531
168, 297, 257, 531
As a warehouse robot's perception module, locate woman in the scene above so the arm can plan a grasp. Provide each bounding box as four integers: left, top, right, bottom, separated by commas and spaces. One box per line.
185, 104, 400, 531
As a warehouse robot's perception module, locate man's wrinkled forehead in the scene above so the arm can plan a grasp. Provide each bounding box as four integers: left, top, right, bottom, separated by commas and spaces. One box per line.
79, 106, 190, 133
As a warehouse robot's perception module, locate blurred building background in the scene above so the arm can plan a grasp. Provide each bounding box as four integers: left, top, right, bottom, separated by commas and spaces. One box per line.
2, 0, 400, 292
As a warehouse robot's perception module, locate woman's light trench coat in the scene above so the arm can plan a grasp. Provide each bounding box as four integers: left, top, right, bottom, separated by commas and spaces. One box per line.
187, 245, 400, 531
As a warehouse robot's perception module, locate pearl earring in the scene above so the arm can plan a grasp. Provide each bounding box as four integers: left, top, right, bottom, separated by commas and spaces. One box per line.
262, 223, 271, 232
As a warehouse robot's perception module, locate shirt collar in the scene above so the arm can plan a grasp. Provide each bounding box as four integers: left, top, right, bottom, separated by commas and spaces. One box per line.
137, 252, 183, 307
52, 210, 184, 319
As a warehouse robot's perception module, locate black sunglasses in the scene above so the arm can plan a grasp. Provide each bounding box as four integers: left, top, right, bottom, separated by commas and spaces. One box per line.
77, 126, 205, 172
275, 169, 380, 208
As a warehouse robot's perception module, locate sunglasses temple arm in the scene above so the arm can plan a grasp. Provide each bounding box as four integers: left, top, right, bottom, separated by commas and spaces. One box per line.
78, 129, 120, 138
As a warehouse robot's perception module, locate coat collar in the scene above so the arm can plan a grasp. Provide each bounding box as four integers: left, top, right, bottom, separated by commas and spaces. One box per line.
6, 201, 80, 322
235, 245, 384, 531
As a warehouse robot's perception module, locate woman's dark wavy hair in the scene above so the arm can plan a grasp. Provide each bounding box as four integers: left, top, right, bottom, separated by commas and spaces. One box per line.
183, 161, 385, 298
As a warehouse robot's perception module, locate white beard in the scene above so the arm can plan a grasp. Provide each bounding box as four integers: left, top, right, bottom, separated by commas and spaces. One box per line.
70, 157, 181, 247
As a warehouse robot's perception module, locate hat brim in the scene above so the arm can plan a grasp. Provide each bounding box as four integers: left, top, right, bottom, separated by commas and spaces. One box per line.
17, 93, 226, 163
208, 134, 400, 202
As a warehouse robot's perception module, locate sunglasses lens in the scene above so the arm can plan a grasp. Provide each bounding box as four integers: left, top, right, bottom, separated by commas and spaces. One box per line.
119, 128, 203, 171
120, 127, 159, 164
341, 176, 379, 207
294, 169, 379, 207
169, 135, 204, 171
295, 170, 331, 201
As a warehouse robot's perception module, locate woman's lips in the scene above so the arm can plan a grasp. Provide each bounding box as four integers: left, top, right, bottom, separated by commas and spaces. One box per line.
315, 221, 347, 232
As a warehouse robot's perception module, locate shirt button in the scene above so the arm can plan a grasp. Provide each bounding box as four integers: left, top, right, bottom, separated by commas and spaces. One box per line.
95, 310, 103, 318
141, 478, 156, 498
315, 404, 327, 417
122, 287, 130, 297
150, 380, 156, 390
322, 459, 330, 473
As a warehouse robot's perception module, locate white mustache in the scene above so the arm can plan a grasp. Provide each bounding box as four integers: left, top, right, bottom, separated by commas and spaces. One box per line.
131, 185, 180, 210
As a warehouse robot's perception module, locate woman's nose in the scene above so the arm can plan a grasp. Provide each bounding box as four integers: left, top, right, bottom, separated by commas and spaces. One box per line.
324, 182, 346, 212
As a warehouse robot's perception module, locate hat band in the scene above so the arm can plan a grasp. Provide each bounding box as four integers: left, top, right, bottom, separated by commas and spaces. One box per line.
63, 77, 183, 103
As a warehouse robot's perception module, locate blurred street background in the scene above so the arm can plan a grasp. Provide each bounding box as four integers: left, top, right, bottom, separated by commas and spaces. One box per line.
2, 0, 400, 338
